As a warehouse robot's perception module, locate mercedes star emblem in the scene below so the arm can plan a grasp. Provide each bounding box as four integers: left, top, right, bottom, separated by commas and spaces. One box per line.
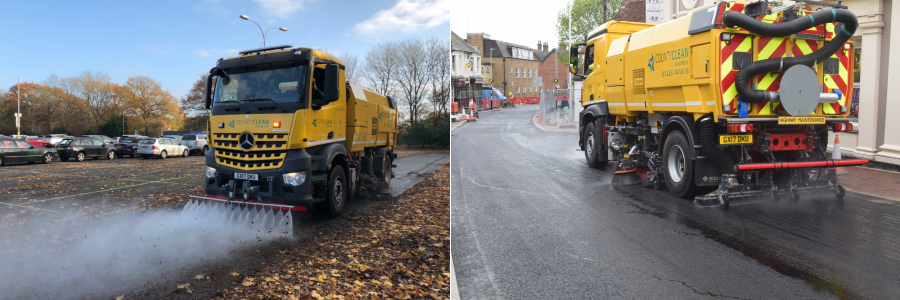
239, 132, 255, 150
245, 115, 249, 119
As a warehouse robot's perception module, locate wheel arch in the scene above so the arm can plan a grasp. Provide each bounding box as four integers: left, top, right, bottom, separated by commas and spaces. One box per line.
659, 115, 701, 159
579, 102, 609, 148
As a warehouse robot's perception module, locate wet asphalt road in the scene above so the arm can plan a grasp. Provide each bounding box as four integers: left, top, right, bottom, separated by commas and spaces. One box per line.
451, 105, 900, 299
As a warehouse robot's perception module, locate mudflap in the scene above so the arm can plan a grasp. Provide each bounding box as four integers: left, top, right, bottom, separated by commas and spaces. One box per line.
693, 158, 722, 187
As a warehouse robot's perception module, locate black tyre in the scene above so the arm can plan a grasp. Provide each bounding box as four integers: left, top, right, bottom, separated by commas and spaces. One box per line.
202, 146, 209, 155
159, 151, 167, 159
43, 153, 54, 164
76, 152, 86, 162
376, 155, 393, 189
183, 149, 189, 157
583, 122, 608, 169
108, 151, 115, 160
131, 149, 137, 158
324, 165, 347, 218
0, 156, 3, 166
662, 130, 697, 198
60, 157, 69, 162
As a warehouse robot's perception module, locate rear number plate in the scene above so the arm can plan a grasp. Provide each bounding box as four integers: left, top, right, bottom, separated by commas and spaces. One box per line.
720, 134, 753, 145
234, 173, 258, 181
116, 146, 121, 149
57, 147, 64, 150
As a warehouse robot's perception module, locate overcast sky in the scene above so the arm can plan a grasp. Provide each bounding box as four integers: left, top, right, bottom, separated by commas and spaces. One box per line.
451, 0, 570, 48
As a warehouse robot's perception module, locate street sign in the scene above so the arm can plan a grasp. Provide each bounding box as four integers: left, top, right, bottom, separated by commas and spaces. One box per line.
554, 78, 558, 83
14, 113, 21, 127
489, 78, 493, 83
533, 76, 542, 88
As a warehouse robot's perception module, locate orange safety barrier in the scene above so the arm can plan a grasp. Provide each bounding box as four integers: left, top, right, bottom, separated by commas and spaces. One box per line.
451, 102, 458, 113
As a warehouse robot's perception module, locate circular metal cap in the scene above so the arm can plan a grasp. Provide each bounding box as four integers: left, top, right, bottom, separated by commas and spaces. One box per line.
780, 65, 821, 117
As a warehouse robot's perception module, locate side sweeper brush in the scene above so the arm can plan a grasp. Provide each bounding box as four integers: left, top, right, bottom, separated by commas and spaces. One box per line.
181, 196, 293, 238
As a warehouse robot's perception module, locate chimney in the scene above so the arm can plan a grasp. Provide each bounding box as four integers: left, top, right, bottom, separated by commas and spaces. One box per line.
538, 40, 542, 50
543, 42, 548, 53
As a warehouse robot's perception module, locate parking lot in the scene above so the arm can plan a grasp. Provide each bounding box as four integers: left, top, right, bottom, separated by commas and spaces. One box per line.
0, 155, 204, 225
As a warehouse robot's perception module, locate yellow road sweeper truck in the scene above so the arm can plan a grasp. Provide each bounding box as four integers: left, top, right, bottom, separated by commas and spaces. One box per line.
182, 45, 398, 235
572, 0, 868, 209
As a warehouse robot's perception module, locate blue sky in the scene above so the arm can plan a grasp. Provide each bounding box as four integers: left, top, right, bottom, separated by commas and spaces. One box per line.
0, 0, 449, 99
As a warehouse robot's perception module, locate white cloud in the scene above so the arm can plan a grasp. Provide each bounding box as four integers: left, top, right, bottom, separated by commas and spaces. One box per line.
252, 0, 311, 19
355, 0, 450, 35
193, 49, 239, 58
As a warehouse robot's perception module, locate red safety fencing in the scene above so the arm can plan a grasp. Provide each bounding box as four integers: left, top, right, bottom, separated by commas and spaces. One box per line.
509, 97, 540, 104
451, 102, 458, 113
493, 99, 501, 108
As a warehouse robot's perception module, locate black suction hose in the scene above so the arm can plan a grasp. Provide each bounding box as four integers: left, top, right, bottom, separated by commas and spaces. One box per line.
722, 9, 858, 103
699, 116, 735, 174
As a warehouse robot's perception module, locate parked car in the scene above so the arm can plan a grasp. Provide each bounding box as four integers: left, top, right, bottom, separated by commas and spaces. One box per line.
161, 135, 183, 142
180, 134, 208, 155
56, 137, 116, 162
0, 138, 58, 166
114, 137, 148, 158
42, 134, 69, 147
136, 138, 189, 159
81, 135, 115, 144
25, 136, 45, 148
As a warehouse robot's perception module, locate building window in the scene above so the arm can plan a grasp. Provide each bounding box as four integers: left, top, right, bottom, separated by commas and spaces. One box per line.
510, 80, 513, 86
510, 67, 513, 73
517, 86, 520, 94
516, 67, 520, 78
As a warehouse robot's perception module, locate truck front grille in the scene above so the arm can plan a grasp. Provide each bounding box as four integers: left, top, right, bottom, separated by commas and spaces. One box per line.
213, 133, 288, 171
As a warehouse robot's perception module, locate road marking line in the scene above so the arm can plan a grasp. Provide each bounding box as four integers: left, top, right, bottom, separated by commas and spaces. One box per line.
28, 178, 183, 203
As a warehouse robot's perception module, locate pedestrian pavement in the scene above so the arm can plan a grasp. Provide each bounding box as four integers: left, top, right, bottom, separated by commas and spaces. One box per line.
532, 113, 578, 134
842, 166, 900, 201
451, 120, 466, 131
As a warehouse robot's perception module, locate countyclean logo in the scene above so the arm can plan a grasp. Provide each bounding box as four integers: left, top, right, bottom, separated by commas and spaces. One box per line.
647, 56, 655, 73
228, 120, 236, 129
312, 119, 317, 128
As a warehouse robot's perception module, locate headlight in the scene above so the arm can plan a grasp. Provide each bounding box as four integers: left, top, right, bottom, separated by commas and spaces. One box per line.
206, 167, 216, 178
282, 172, 307, 186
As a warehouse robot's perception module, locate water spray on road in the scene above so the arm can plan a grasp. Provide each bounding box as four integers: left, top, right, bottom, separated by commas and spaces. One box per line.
0, 203, 292, 300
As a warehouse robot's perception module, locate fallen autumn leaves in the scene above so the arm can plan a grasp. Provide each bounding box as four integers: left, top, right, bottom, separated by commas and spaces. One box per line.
217, 164, 450, 300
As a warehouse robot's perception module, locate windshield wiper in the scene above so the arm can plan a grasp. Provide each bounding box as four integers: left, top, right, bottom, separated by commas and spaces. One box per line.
221, 100, 250, 112
242, 98, 283, 111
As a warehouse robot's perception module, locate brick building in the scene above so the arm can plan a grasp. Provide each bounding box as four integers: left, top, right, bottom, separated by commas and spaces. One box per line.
466, 33, 541, 99
451, 31, 482, 110
532, 41, 568, 91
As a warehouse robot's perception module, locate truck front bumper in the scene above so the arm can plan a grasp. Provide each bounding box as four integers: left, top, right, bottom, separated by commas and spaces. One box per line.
204, 148, 319, 207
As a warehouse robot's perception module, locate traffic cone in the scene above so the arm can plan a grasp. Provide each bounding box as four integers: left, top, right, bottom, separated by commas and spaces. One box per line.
833, 134, 848, 174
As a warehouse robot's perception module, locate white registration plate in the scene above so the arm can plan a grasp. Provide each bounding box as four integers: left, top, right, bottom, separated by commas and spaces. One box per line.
234, 173, 258, 181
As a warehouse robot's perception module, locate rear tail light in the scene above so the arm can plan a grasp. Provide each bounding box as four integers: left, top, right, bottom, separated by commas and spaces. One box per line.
195, 141, 199, 145
152, 146, 158, 150
833, 123, 853, 132
728, 123, 754, 133
67, 147, 73, 150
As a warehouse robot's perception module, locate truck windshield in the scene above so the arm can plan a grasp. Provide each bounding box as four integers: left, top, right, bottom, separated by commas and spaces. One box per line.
213, 62, 308, 106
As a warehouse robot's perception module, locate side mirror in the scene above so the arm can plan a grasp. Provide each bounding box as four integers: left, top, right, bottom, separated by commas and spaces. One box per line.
205, 68, 217, 109
569, 46, 580, 75
324, 64, 340, 102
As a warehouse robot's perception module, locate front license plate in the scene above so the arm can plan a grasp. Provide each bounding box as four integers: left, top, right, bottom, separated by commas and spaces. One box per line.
778, 116, 825, 124
720, 134, 753, 145
234, 173, 258, 181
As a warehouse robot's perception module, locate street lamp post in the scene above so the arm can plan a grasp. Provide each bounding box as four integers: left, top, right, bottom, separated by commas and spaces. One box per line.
239, 15, 287, 48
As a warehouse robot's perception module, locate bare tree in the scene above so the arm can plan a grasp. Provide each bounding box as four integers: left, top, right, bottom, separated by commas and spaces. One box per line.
426, 36, 451, 118
363, 40, 398, 100
335, 52, 362, 84
394, 37, 431, 124
74, 71, 115, 130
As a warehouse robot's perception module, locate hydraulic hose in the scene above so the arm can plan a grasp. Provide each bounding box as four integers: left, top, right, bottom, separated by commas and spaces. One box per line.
699, 116, 735, 174
722, 9, 858, 103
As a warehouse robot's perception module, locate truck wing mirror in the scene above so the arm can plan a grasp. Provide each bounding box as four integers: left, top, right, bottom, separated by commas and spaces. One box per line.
569, 46, 580, 75
324, 64, 340, 103
205, 68, 217, 109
